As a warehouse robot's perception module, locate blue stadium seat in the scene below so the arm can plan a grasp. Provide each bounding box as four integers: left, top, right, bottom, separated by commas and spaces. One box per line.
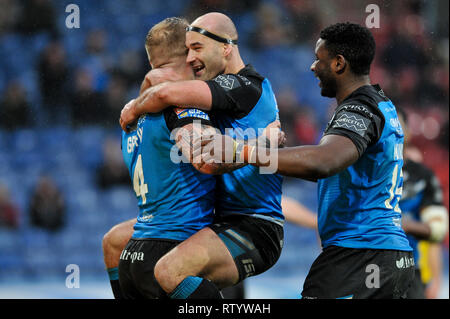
28, 33, 51, 55
0, 130, 10, 158
62, 31, 85, 65
0, 230, 23, 252
22, 228, 53, 248
0, 252, 25, 276
11, 129, 39, 152
0, 34, 22, 55
232, 12, 256, 43
72, 127, 105, 168
0, 68, 6, 92
17, 70, 40, 103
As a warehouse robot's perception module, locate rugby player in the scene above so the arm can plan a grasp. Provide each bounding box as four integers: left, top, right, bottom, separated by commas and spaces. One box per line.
107, 17, 249, 299
119, 12, 284, 299
397, 108, 448, 299
199, 22, 416, 299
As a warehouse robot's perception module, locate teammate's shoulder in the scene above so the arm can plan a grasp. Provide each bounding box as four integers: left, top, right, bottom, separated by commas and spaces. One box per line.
237, 64, 265, 82
340, 85, 390, 116
335, 101, 384, 128
342, 84, 388, 108
210, 64, 263, 90
354, 84, 390, 102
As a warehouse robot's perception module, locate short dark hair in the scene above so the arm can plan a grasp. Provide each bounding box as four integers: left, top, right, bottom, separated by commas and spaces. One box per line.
319, 22, 375, 76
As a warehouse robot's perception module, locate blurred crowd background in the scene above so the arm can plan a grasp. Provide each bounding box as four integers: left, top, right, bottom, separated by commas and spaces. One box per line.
0, 0, 448, 298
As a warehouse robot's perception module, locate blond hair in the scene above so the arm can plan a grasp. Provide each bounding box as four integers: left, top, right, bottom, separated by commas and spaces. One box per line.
145, 17, 188, 62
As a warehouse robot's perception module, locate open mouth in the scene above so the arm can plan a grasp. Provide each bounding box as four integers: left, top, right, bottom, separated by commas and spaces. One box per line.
192, 64, 205, 77
314, 74, 322, 87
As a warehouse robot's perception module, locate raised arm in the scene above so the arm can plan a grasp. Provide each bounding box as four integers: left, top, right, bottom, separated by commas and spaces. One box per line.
121, 80, 212, 131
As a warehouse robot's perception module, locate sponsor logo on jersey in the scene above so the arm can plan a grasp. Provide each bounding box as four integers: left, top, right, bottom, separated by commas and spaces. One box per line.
176, 108, 210, 121
139, 212, 154, 222
390, 117, 403, 135
333, 113, 369, 133
174, 107, 185, 115
378, 89, 387, 98
214, 74, 240, 90
341, 104, 374, 118
236, 74, 251, 86
120, 249, 145, 263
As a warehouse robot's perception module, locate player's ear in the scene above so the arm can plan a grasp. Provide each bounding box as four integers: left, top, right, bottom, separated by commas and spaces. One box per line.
334, 54, 347, 74
223, 43, 233, 58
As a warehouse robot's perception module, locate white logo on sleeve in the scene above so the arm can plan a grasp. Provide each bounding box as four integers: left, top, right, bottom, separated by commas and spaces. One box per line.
333, 113, 368, 132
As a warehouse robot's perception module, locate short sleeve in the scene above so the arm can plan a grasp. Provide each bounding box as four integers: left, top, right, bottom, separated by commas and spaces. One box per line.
205, 73, 262, 118
324, 103, 384, 157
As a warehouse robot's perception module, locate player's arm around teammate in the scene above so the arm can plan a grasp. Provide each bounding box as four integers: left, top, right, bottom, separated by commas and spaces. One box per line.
196, 23, 416, 299
144, 13, 285, 299
117, 12, 286, 299
105, 15, 260, 298
103, 61, 240, 299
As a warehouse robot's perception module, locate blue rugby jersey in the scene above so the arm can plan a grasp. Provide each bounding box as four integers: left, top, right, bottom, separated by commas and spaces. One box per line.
317, 84, 412, 251
205, 65, 283, 225
399, 159, 445, 263
121, 108, 215, 241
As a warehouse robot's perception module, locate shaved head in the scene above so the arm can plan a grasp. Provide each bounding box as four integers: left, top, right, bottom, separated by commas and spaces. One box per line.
186, 12, 244, 80
191, 12, 238, 41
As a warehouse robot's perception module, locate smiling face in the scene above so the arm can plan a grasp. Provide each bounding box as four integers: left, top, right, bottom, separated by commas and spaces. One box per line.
310, 38, 338, 98
185, 30, 227, 80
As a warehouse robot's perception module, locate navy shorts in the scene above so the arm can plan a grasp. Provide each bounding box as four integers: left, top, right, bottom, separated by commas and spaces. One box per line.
118, 238, 180, 299
209, 214, 284, 282
301, 245, 415, 299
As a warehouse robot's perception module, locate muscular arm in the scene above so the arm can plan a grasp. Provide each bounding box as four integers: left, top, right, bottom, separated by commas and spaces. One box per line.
121, 81, 212, 131
175, 122, 246, 175
250, 134, 359, 180
141, 80, 212, 112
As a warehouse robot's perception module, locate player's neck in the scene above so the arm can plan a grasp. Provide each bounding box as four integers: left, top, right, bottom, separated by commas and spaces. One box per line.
224, 52, 245, 75
336, 75, 371, 104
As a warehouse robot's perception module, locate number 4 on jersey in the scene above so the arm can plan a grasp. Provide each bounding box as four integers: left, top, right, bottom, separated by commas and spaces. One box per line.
133, 154, 148, 204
